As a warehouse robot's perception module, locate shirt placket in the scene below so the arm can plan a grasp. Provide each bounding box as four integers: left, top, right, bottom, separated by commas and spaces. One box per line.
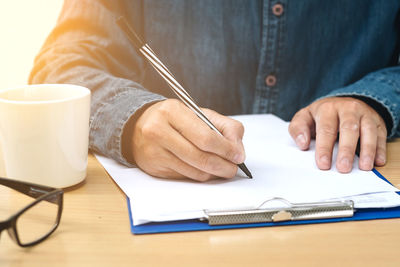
253, 0, 286, 114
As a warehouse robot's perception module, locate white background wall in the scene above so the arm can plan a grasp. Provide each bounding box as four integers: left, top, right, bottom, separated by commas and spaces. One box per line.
0, 1, 64, 89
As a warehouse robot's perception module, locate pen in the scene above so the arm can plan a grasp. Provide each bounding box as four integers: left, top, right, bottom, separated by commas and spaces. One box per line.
116, 16, 253, 179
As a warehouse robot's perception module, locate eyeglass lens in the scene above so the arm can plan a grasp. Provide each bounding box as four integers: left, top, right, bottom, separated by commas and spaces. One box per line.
15, 196, 59, 245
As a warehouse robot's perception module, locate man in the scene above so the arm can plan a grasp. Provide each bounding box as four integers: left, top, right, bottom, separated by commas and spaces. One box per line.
30, 0, 400, 181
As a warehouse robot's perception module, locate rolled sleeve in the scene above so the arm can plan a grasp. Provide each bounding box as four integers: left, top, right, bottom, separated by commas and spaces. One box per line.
323, 68, 400, 138
28, 0, 168, 166
90, 86, 165, 166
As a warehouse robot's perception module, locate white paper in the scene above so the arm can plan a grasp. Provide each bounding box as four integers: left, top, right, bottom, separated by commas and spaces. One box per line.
329, 191, 400, 209
95, 114, 400, 225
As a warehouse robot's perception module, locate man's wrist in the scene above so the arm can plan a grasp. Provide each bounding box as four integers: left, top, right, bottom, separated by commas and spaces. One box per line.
121, 101, 162, 165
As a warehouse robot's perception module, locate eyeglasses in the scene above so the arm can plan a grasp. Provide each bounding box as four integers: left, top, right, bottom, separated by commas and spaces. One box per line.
0, 177, 63, 247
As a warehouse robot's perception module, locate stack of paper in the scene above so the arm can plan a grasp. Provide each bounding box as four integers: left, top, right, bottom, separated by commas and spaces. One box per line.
96, 114, 400, 226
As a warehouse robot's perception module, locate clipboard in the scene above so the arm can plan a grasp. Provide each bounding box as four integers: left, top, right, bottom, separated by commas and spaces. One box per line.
127, 169, 400, 234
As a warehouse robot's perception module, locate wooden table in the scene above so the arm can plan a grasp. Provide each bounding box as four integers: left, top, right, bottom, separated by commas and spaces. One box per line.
1, 139, 400, 266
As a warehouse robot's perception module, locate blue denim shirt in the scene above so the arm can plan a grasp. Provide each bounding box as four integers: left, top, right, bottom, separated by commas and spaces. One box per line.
30, 0, 400, 166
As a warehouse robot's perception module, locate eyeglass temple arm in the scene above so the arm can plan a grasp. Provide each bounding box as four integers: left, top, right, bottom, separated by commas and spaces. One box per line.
0, 177, 57, 199
0, 220, 12, 231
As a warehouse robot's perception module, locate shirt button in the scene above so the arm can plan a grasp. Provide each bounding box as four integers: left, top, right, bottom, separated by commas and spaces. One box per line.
265, 75, 277, 87
272, 3, 284, 16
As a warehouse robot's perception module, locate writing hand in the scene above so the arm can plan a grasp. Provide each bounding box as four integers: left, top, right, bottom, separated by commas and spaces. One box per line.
289, 97, 387, 173
129, 99, 245, 181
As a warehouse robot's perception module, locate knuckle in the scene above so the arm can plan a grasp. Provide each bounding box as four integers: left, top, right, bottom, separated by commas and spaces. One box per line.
318, 101, 335, 112
198, 154, 216, 172
141, 122, 161, 139
197, 134, 215, 151
168, 98, 183, 110
291, 109, 302, 123
345, 99, 363, 111
224, 146, 237, 162
316, 145, 332, 156
232, 121, 245, 136
158, 99, 181, 116
377, 124, 387, 137
361, 142, 376, 154
361, 121, 376, 132
340, 121, 359, 132
318, 125, 337, 137
296, 107, 308, 115
157, 102, 171, 117
338, 145, 354, 155
288, 120, 304, 136
296, 107, 313, 120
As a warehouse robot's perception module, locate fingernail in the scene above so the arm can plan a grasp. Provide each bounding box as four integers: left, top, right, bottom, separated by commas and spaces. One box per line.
376, 154, 386, 165
296, 134, 306, 149
319, 155, 330, 169
339, 157, 351, 172
361, 156, 373, 170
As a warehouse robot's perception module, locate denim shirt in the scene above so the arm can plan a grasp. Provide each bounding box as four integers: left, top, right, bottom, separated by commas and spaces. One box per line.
29, 0, 400, 166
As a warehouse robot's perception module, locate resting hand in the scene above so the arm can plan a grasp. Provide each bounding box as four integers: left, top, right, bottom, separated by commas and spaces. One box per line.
289, 97, 387, 173
129, 99, 245, 181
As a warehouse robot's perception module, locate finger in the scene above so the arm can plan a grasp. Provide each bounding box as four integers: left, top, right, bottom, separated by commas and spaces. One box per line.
336, 113, 360, 173
133, 118, 219, 181
160, 126, 238, 178
203, 108, 245, 142
155, 149, 217, 182
314, 107, 338, 170
375, 124, 387, 166
138, 147, 216, 182
288, 108, 314, 150
358, 116, 377, 171
168, 104, 245, 164
203, 108, 246, 161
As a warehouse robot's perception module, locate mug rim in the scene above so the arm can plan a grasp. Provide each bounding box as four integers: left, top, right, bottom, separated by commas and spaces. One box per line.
0, 84, 90, 105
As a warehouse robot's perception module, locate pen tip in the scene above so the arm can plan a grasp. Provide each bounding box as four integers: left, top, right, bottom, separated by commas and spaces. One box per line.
238, 163, 253, 179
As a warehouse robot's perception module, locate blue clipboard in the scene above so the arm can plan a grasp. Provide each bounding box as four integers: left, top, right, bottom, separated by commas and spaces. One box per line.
126, 169, 400, 234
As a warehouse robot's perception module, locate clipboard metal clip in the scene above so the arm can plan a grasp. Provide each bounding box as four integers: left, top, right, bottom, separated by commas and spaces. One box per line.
204, 198, 354, 226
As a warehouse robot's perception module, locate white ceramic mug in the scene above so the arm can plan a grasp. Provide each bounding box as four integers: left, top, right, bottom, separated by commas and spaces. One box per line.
0, 84, 90, 188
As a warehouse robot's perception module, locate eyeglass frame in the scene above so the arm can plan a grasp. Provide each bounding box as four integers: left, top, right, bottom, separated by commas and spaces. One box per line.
0, 176, 63, 247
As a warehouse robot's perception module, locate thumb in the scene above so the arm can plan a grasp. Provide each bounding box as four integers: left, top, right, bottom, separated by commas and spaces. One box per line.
288, 108, 315, 150
203, 108, 244, 142
203, 108, 246, 161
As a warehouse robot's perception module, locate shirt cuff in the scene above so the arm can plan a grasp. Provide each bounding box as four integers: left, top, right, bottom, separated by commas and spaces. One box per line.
322, 77, 399, 138
89, 86, 166, 166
